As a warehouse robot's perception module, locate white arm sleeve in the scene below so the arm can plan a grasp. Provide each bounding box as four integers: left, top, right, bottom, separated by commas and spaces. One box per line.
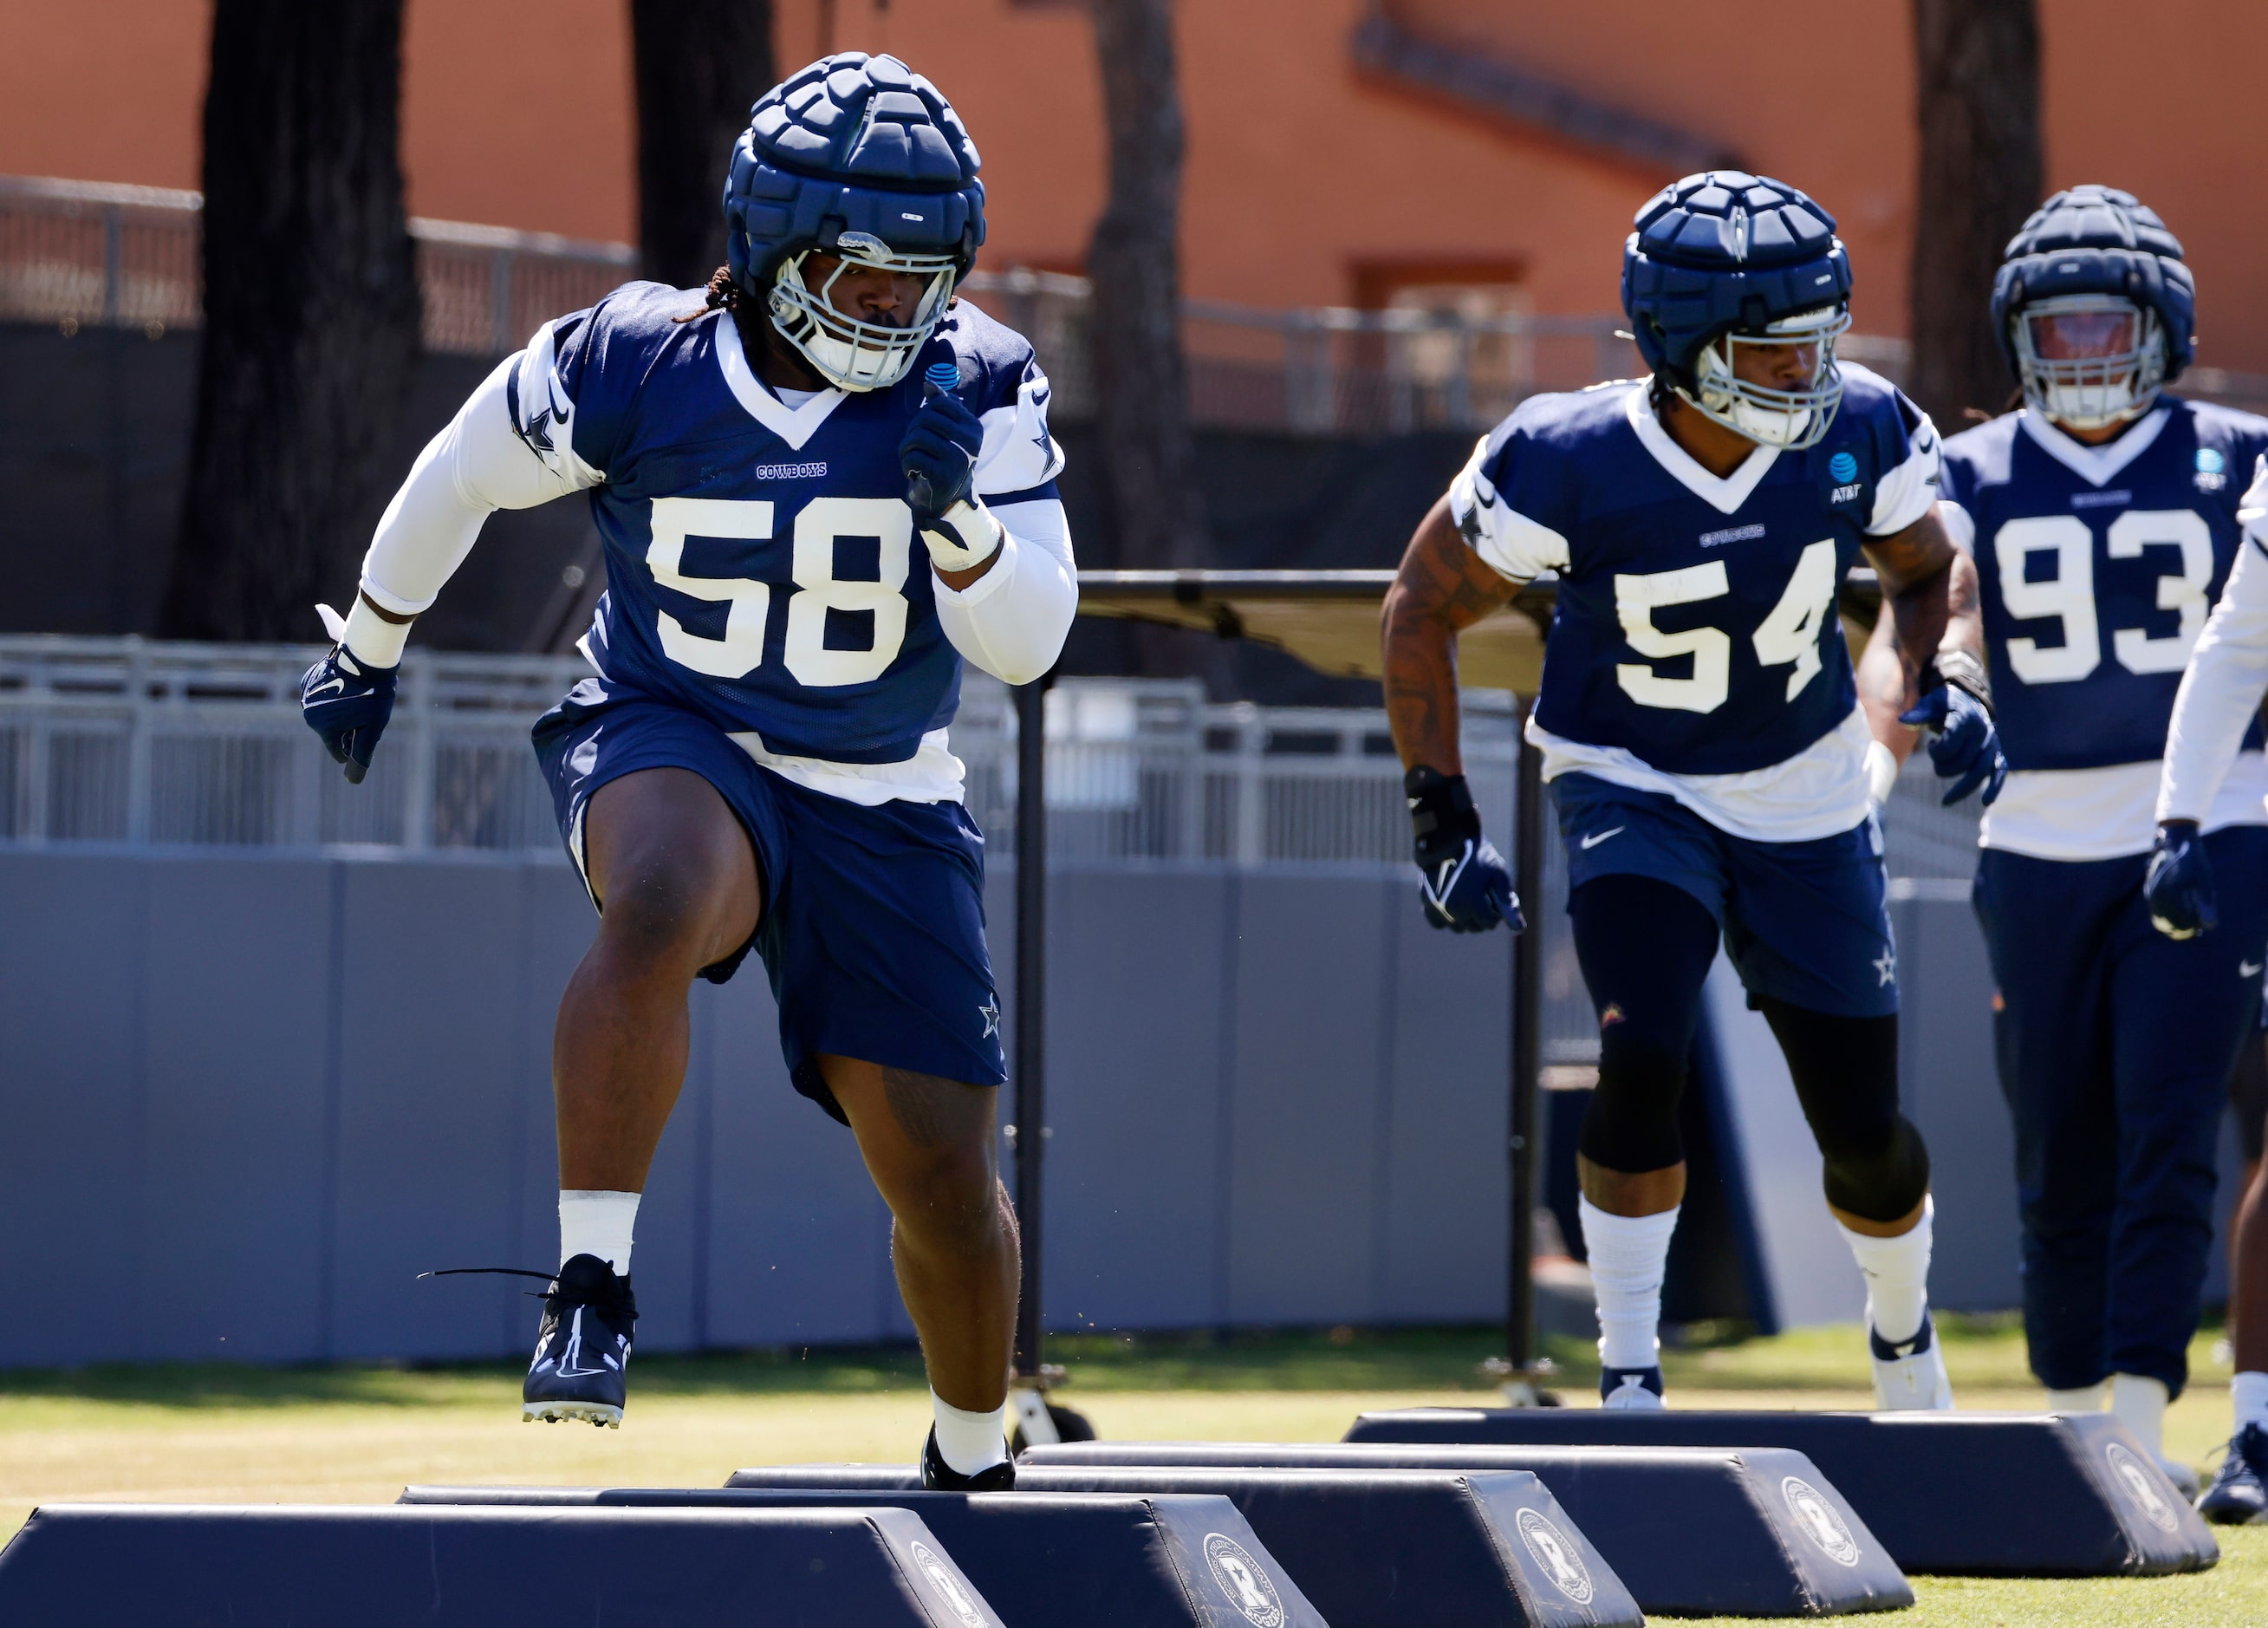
357, 336, 603, 618
933, 497, 1077, 687
2160, 469, 2268, 822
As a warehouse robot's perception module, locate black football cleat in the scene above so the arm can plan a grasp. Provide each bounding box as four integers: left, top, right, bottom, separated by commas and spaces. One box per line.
920, 1426, 1016, 1491
1599, 1364, 1665, 1410
2197, 1423, 2268, 1525
522, 1253, 637, 1427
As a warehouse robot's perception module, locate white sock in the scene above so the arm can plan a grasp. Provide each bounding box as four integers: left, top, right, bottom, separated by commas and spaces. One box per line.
2046, 1384, 2105, 1412
1579, 1196, 1680, 1371
559, 1188, 640, 1273
930, 1390, 1009, 1476
2109, 1372, 2170, 1460
2232, 1371, 2268, 1435
1838, 1195, 1933, 1345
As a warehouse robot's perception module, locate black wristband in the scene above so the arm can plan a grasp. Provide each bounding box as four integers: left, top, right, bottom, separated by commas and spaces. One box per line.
1405, 765, 1481, 863
1921, 648, 1993, 714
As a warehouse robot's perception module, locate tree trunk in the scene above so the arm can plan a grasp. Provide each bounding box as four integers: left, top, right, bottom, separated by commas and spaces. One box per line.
630, 0, 776, 290
1087, 0, 1207, 577
160, 0, 421, 644
1909, 0, 2041, 427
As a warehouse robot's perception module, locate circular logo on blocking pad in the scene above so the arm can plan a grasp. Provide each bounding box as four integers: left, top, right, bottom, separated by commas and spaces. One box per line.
1781, 1475, 1862, 1566
910, 1540, 989, 1628
2104, 1442, 2180, 1533
1515, 1508, 1595, 1604
1203, 1533, 1286, 1628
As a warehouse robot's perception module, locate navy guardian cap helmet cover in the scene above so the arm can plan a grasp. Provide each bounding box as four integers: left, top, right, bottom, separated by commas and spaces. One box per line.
1621, 172, 1855, 449
1992, 186, 2193, 430
723, 52, 986, 390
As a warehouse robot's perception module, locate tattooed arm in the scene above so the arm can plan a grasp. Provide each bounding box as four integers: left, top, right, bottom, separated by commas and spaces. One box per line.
1856, 502, 1986, 759
1381, 493, 1522, 772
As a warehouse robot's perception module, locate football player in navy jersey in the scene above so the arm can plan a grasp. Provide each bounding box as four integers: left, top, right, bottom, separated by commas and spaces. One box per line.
1384, 173, 2004, 1410
296, 55, 1075, 1489
1927, 186, 2268, 1492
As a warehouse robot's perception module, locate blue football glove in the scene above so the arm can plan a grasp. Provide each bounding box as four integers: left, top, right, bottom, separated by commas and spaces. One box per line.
2145, 820, 2217, 940
899, 381, 983, 526
1899, 682, 2006, 807
1407, 766, 1524, 934
301, 641, 398, 785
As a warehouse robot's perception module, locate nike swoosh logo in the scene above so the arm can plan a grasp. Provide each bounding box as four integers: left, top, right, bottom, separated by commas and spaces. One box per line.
2242, 961, 2263, 978
1030, 385, 1050, 406
306, 679, 345, 699
1580, 826, 1626, 850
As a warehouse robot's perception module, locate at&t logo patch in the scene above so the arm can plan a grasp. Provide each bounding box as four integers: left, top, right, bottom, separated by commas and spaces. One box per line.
1202, 1533, 1286, 1628
1514, 1508, 1595, 1604
1782, 1475, 1862, 1566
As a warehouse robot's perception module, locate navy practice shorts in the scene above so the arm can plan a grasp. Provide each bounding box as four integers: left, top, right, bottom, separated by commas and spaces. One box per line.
533, 680, 1006, 1123
1551, 772, 1897, 1019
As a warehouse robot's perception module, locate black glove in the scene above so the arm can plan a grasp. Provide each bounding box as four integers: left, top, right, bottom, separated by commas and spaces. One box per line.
2145, 820, 2217, 939
1407, 765, 1524, 934
301, 642, 398, 784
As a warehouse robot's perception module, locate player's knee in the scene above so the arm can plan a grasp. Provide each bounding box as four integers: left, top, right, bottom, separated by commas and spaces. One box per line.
594, 855, 738, 974
893, 1153, 1005, 1258
1578, 1028, 1689, 1174
1822, 1115, 1931, 1224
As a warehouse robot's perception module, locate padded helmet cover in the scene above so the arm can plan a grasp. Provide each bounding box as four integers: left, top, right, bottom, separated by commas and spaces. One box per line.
1990, 185, 2194, 381
724, 52, 985, 299
1621, 172, 1853, 387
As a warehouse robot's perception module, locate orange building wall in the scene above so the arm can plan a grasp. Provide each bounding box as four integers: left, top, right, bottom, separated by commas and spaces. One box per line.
1, 2, 2261, 367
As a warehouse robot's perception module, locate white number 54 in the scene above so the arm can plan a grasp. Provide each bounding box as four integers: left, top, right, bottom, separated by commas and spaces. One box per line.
1615, 539, 1839, 713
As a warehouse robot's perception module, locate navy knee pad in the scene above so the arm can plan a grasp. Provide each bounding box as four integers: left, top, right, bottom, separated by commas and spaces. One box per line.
1569, 875, 1720, 1175
1758, 997, 1929, 1221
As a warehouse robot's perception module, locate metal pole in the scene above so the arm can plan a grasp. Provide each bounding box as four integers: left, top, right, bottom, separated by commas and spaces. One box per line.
1505, 712, 1545, 1395
1011, 672, 1052, 1382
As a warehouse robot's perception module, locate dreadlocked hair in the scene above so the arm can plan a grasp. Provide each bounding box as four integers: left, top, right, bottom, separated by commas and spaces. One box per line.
673, 266, 740, 324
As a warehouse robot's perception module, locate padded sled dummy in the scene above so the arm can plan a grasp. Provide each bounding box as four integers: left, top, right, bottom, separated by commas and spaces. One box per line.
401, 1485, 1323, 1628
1011, 1441, 1914, 1616
0, 1502, 1006, 1628
1344, 1408, 2219, 1575
732, 1451, 1903, 1618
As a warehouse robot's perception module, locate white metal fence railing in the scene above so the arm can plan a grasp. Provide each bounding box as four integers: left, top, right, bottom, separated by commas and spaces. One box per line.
0, 174, 634, 355
0, 635, 1990, 1081
0, 635, 1982, 874
23, 174, 2258, 436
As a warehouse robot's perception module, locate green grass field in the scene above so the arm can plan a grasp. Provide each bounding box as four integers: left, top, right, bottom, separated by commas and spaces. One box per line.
3, 1316, 2261, 1624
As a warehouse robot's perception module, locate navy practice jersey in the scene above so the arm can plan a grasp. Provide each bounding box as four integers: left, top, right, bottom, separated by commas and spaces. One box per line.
509, 282, 1063, 765
1941, 399, 2268, 772
1452, 365, 1938, 778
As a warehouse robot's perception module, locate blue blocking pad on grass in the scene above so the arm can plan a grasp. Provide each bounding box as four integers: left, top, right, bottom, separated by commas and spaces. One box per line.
0, 1502, 1004, 1628
725, 1460, 1805, 1623
1013, 1442, 1914, 1618
400, 1486, 1323, 1628
1343, 1408, 2219, 1576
